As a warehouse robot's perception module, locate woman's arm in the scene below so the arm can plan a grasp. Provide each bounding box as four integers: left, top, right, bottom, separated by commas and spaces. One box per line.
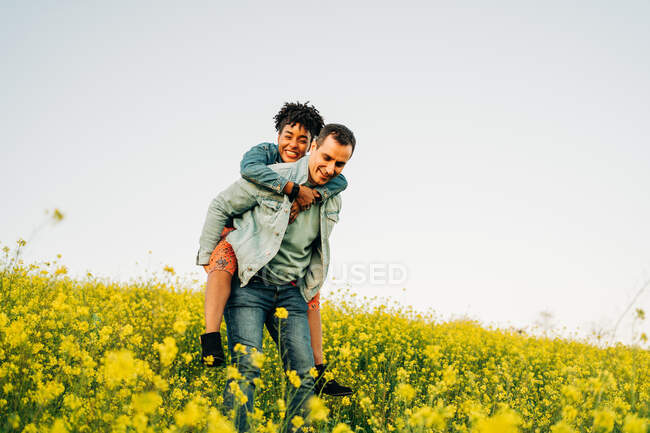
314, 174, 348, 200
240, 143, 290, 194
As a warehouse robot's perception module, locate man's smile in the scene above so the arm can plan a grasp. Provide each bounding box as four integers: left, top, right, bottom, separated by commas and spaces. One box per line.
317, 168, 330, 181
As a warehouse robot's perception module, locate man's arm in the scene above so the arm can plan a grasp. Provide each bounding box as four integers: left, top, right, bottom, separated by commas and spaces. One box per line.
240, 143, 289, 194
196, 180, 258, 266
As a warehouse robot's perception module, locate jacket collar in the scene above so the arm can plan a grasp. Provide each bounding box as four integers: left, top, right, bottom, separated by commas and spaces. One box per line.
292, 156, 310, 185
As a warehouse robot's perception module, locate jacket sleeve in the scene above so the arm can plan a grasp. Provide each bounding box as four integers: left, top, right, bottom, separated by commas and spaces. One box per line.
314, 173, 348, 200
240, 143, 290, 194
196, 179, 258, 266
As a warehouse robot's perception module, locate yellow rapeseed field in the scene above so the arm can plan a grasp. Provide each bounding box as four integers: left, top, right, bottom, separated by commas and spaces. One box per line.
1, 246, 649, 433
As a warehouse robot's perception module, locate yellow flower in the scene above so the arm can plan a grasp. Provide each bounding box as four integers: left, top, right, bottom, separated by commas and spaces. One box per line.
291, 416, 304, 430
163, 265, 175, 275
360, 396, 372, 410
561, 406, 578, 422
175, 398, 204, 427
119, 324, 133, 338
259, 419, 279, 433
307, 396, 329, 422
153, 375, 169, 392
331, 423, 352, 433
277, 398, 286, 418
550, 421, 577, 433
593, 408, 615, 433
132, 391, 162, 414
252, 408, 265, 423
623, 414, 647, 433
33, 381, 65, 405
234, 343, 248, 354
49, 419, 68, 433
636, 308, 645, 320
206, 407, 237, 433
408, 405, 452, 430
52, 209, 64, 221
63, 394, 82, 410
442, 365, 458, 387
226, 366, 243, 380
251, 351, 266, 369
396, 383, 416, 402
103, 350, 137, 386
156, 336, 178, 367
275, 307, 289, 319
54, 266, 68, 276
561, 385, 581, 403
7, 414, 20, 429
173, 320, 187, 334
286, 370, 301, 388
309, 367, 318, 379
228, 382, 248, 405
472, 408, 522, 433
5, 320, 27, 348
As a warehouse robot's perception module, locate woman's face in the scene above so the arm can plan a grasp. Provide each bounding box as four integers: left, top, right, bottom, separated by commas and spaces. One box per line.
277, 122, 311, 163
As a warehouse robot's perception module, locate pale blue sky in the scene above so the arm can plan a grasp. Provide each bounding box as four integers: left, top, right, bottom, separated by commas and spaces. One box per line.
2, 1, 649, 340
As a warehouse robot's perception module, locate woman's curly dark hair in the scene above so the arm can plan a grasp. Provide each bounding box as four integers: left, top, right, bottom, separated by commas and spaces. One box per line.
273, 101, 324, 139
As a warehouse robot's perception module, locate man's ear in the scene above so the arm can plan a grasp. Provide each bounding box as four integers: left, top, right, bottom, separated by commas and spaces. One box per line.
309, 141, 317, 153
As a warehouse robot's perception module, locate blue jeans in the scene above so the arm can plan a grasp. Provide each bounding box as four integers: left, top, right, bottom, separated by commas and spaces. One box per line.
223, 277, 315, 432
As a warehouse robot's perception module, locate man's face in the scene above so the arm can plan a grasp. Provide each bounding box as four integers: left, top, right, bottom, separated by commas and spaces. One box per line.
308, 134, 353, 185
277, 123, 311, 163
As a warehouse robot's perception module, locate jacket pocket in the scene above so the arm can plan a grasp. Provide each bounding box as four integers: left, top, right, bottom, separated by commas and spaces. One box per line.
260, 198, 282, 211
325, 211, 339, 236
326, 211, 339, 223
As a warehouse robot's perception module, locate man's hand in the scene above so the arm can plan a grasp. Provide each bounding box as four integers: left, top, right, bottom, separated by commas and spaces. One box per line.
295, 185, 319, 210
289, 201, 300, 224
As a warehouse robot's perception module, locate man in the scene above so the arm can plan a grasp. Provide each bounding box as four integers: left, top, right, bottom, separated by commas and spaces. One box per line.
197, 123, 355, 431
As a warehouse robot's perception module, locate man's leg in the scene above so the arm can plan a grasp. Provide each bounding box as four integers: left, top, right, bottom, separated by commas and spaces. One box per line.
223, 279, 273, 432
265, 285, 315, 425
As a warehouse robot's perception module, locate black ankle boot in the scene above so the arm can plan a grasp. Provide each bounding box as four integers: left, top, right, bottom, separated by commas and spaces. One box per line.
314, 364, 354, 396
200, 332, 225, 367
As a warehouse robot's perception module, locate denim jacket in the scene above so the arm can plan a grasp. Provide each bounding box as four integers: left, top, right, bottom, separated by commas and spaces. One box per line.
241, 142, 348, 200
197, 156, 341, 302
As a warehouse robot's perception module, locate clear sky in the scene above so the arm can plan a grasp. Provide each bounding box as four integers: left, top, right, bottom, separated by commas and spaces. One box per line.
2, 1, 649, 342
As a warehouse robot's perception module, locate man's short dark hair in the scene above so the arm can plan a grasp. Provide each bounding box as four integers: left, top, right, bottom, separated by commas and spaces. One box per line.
316, 123, 356, 156
274, 101, 324, 140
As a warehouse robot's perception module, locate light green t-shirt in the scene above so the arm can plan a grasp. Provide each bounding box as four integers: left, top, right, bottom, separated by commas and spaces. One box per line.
261, 202, 321, 284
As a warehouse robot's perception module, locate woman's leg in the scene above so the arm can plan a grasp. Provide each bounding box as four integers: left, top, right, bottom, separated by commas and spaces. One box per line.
307, 307, 324, 365
204, 270, 232, 333
306, 294, 354, 397
201, 228, 237, 367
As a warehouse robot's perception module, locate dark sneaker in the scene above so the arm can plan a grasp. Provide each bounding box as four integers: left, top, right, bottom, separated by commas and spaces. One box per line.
314, 364, 354, 397
200, 332, 226, 367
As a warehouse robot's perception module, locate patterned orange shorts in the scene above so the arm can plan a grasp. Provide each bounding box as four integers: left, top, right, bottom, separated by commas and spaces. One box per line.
203, 227, 321, 312
203, 227, 237, 276
307, 292, 320, 312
